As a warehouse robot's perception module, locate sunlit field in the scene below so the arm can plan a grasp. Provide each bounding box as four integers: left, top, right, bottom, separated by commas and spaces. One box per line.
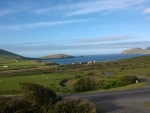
0, 55, 150, 95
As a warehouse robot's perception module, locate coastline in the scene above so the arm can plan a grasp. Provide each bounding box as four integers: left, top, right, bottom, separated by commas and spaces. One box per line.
42, 54, 149, 65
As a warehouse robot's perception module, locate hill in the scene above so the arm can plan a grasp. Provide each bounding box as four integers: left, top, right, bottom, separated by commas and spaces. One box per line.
41, 54, 75, 59
0, 49, 24, 59
145, 47, 150, 50
121, 47, 150, 54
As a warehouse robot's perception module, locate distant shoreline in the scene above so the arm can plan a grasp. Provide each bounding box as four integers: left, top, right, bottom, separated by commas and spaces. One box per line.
42, 54, 149, 65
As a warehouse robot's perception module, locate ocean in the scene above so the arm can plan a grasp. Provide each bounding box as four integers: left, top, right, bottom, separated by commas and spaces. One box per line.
42, 54, 149, 65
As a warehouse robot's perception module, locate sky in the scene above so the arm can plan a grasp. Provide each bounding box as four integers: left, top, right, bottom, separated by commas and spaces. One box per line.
0, 0, 150, 57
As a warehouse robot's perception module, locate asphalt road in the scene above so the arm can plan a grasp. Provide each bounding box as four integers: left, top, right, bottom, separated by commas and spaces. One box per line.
63, 78, 150, 113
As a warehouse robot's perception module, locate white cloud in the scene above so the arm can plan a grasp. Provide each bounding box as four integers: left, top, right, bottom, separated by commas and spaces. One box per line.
35, 8, 51, 14
145, 16, 150, 20
65, 1, 128, 16
1, 0, 149, 17
0, 10, 16, 17
33, 0, 150, 16
74, 35, 136, 44
0, 19, 88, 31
143, 8, 150, 14
1, 40, 150, 56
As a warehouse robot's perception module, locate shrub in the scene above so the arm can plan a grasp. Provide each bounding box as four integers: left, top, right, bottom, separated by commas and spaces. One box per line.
0, 97, 32, 113
20, 82, 57, 105
52, 98, 96, 113
59, 78, 69, 87
115, 81, 126, 87
101, 83, 110, 89
98, 75, 138, 89
74, 77, 95, 92
87, 72, 95, 76
74, 75, 82, 78
1, 83, 97, 113
0, 97, 12, 112
119, 75, 138, 85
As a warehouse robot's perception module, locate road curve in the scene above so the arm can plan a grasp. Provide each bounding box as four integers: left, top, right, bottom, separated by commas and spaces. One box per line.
63, 78, 150, 113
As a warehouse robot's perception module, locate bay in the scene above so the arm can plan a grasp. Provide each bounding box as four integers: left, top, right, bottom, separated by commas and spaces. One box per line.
42, 54, 149, 65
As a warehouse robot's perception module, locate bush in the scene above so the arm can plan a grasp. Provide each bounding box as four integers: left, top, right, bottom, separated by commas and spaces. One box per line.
74, 75, 82, 78
0, 97, 12, 112
119, 75, 138, 85
19, 82, 58, 112
52, 98, 96, 113
0, 97, 32, 113
98, 75, 138, 89
74, 77, 95, 92
59, 78, 69, 87
1, 83, 97, 113
115, 81, 126, 87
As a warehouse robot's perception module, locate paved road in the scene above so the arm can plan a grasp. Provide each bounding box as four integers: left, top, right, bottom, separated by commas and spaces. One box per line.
63, 78, 150, 113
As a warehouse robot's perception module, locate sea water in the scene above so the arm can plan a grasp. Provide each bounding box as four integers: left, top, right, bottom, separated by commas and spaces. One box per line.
42, 54, 149, 65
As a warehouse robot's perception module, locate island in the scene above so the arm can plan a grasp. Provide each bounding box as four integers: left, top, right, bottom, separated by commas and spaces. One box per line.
121, 47, 150, 54
40, 54, 75, 59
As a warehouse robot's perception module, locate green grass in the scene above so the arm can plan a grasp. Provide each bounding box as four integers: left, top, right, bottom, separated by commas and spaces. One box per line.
0, 55, 150, 95
0, 73, 74, 92
74, 81, 147, 95
0, 60, 42, 71
143, 102, 150, 107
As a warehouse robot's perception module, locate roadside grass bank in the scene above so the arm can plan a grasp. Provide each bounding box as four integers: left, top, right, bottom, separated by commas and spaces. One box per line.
62, 81, 147, 95
91, 81, 147, 93
143, 102, 150, 107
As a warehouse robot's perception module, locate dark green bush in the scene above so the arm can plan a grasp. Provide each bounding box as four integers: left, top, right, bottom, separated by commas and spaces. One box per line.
101, 83, 110, 89
119, 75, 138, 85
20, 82, 57, 106
74, 75, 82, 78
74, 77, 95, 92
59, 78, 69, 87
99, 75, 138, 89
115, 81, 126, 87
0, 97, 12, 112
0, 97, 32, 113
1, 83, 97, 113
52, 98, 96, 113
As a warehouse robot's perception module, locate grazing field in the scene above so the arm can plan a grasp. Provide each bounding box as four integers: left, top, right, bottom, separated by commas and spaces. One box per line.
0, 55, 150, 95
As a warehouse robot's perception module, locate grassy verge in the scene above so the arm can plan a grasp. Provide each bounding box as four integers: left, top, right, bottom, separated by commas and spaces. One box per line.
105, 82, 147, 91
143, 102, 150, 108
78, 82, 147, 94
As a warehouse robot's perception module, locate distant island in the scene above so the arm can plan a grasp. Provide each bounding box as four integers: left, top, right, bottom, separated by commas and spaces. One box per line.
40, 54, 75, 59
121, 47, 150, 54
0, 49, 75, 60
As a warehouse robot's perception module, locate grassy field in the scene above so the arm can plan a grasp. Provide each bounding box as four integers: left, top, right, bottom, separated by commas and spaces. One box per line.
0, 55, 150, 95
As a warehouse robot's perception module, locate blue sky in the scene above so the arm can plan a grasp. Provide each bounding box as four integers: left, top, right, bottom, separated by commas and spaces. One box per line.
0, 0, 150, 57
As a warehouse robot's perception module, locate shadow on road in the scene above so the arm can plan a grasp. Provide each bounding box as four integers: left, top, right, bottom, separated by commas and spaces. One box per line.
96, 102, 123, 113
139, 78, 147, 82
81, 95, 124, 113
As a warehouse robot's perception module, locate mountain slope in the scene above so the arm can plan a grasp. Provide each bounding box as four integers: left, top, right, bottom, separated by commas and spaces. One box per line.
0, 49, 24, 59
41, 54, 75, 59
145, 47, 150, 50
121, 47, 150, 54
